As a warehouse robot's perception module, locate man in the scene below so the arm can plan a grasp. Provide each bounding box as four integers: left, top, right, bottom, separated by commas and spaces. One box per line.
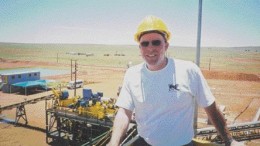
109, 15, 243, 146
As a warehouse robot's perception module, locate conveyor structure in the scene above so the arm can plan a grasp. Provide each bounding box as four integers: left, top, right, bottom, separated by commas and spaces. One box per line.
0, 94, 54, 125
196, 121, 260, 143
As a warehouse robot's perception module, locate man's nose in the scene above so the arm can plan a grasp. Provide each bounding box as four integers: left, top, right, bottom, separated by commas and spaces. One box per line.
146, 45, 157, 51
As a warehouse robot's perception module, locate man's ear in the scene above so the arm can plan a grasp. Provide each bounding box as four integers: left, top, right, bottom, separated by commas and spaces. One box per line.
165, 42, 169, 51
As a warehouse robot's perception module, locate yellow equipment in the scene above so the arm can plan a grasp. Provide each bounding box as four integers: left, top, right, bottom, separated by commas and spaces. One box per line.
59, 98, 78, 107
134, 15, 171, 42
51, 88, 117, 120
78, 99, 117, 120
52, 88, 61, 98
79, 101, 105, 119
51, 88, 79, 108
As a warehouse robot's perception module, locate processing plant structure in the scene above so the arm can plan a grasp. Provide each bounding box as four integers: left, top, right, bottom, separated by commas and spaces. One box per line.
46, 88, 117, 146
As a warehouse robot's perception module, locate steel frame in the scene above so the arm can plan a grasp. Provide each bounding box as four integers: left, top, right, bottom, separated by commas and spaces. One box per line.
15, 104, 28, 125
45, 108, 113, 146
196, 121, 260, 143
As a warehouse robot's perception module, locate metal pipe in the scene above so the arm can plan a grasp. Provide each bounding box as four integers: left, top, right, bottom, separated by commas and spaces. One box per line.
71, 59, 72, 81
194, 0, 203, 135
197, 121, 260, 133
196, 0, 203, 67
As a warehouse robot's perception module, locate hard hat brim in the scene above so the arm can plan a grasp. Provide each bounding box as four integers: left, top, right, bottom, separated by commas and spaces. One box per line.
135, 30, 171, 42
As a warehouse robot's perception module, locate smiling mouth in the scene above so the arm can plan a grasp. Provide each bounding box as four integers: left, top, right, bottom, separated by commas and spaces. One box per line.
147, 54, 156, 57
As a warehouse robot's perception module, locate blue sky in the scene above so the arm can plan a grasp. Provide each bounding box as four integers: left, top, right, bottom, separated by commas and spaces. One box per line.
0, 0, 259, 47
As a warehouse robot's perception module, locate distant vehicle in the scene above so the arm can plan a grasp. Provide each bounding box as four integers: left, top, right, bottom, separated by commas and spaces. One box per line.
67, 80, 84, 89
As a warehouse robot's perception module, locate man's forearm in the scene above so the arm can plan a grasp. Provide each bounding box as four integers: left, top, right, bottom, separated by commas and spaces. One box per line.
205, 102, 233, 145
109, 108, 132, 146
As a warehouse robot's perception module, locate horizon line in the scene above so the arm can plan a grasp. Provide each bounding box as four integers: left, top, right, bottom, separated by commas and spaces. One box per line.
0, 41, 259, 48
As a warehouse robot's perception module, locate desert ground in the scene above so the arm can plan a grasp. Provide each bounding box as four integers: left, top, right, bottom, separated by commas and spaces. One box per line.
0, 46, 259, 146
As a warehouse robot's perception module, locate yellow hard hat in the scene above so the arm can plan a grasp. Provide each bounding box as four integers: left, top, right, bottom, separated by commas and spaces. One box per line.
134, 15, 171, 42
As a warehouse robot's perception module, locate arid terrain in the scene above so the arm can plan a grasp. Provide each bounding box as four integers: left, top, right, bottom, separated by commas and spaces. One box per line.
0, 57, 259, 146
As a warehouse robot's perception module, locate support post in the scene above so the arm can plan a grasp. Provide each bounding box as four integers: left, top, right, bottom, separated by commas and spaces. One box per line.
74, 60, 77, 97
71, 59, 73, 81
194, 0, 203, 136
15, 105, 28, 125
46, 109, 49, 144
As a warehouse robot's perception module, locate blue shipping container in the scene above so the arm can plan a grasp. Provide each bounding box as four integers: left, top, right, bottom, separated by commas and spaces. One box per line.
83, 88, 92, 100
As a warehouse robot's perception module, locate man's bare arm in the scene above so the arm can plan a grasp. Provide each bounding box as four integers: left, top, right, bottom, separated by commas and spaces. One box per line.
109, 107, 133, 146
204, 102, 233, 145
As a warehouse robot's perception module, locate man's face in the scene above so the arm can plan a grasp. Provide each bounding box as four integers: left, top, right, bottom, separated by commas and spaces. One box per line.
139, 32, 169, 71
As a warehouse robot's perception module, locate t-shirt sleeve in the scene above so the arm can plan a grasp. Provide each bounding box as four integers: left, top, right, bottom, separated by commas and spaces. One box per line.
192, 64, 215, 107
115, 70, 135, 111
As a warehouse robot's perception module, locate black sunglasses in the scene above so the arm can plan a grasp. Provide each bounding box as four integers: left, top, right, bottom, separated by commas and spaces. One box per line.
140, 40, 162, 47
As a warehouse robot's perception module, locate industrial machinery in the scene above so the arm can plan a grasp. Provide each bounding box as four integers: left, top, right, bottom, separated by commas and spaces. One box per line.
51, 88, 79, 108
51, 88, 117, 120
46, 88, 117, 145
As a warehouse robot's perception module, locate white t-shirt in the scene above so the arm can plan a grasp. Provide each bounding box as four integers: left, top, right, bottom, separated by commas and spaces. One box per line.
116, 58, 215, 146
